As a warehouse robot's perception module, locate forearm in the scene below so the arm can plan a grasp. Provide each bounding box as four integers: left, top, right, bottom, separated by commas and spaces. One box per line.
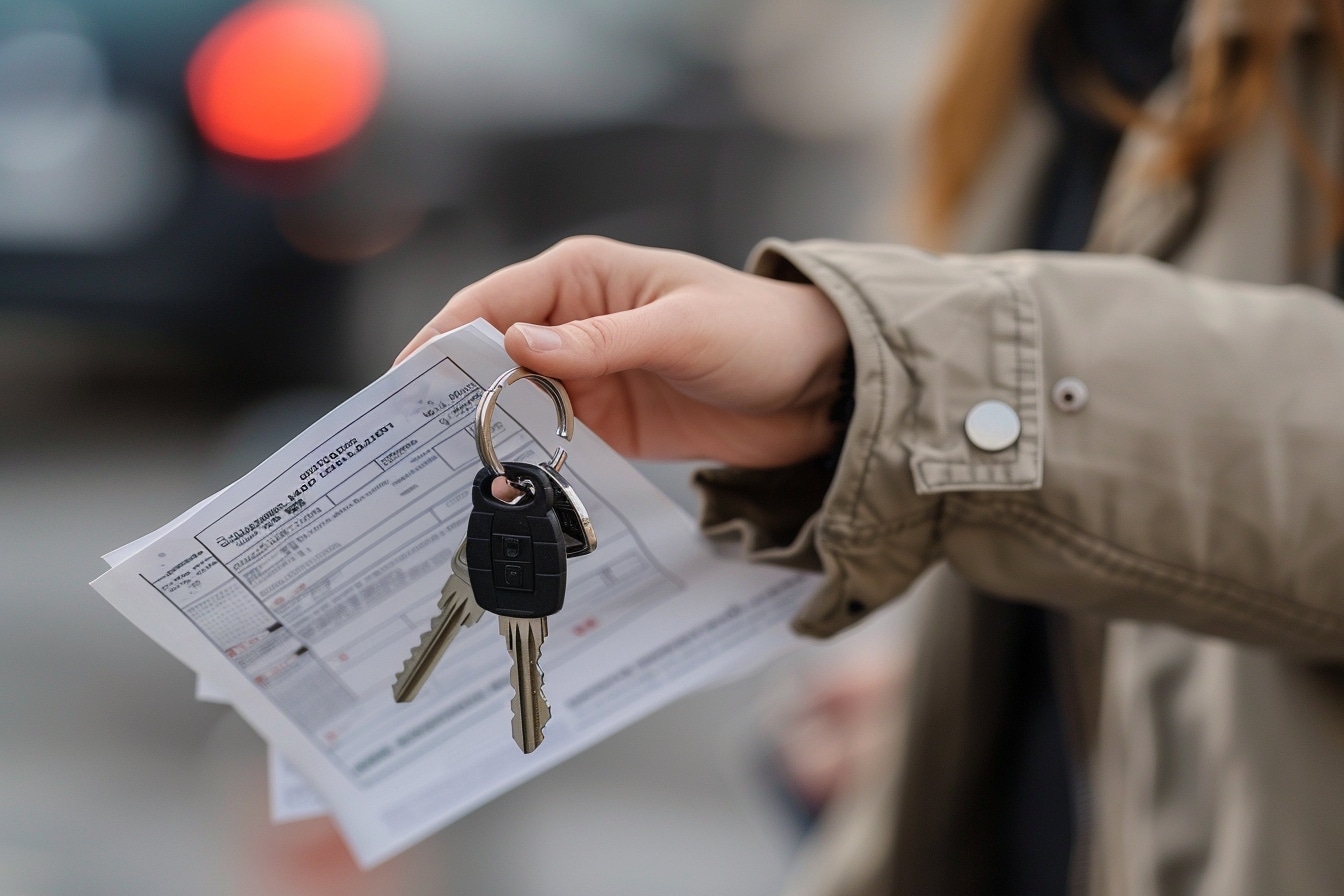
701, 240, 1344, 657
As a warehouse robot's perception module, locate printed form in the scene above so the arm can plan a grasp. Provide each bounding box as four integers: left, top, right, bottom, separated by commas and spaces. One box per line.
93, 321, 817, 867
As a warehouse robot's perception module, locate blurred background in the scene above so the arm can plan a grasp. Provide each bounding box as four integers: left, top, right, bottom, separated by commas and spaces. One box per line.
0, 1, 947, 893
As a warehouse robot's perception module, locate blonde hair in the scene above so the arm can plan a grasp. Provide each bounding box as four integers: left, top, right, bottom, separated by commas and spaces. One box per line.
913, 0, 1344, 248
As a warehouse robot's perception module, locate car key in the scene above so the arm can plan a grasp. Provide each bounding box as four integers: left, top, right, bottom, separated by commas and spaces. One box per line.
499, 614, 550, 754
540, 461, 597, 557
465, 462, 567, 753
391, 539, 485, 703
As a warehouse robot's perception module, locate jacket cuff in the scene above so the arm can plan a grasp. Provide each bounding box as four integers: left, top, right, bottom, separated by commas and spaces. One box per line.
695, 239, 1045, 637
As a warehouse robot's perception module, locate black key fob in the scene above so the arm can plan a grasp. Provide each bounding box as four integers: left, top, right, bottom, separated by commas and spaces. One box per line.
465, 462, 567, 618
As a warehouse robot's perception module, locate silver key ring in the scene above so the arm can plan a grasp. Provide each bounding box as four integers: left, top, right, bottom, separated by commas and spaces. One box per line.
475, 367, 574, 480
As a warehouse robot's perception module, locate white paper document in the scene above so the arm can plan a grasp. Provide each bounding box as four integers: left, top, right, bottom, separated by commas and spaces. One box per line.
269, 748, 330, 824
92, 321, 817, 867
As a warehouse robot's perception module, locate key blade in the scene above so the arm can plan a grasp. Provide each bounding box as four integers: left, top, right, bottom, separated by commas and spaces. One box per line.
501, 617, 551, 753
392, 545, 483, 703
392, 576, 481, 702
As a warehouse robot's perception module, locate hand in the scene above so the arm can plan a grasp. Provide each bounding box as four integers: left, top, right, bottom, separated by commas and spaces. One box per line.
398, 236, 850, 468
771, 649, 907, 814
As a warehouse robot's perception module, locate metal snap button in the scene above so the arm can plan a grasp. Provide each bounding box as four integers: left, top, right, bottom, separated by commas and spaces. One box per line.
1051, 377, 1089, 413
964, 400, 1021, 452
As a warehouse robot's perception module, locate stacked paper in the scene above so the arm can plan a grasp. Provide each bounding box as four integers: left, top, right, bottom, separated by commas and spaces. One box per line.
93, 321, 817, 867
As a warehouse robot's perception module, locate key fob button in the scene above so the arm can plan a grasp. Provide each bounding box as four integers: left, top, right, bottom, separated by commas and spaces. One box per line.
491, 533, 532, 562
493, 559, 533, 591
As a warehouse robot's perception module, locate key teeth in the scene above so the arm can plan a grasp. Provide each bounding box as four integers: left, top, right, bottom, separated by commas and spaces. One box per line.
391, 579, 481, 703
505, 618, 551, 753
393, 601, 459, 699
509, 691, 550, 753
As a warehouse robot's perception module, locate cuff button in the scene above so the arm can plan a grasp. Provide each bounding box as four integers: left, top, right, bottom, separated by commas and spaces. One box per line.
1051, 377, 1089, 413
965, 400, 1021, 452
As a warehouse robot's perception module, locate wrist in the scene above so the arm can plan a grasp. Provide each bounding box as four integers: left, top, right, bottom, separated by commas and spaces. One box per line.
821, 345, 856, 471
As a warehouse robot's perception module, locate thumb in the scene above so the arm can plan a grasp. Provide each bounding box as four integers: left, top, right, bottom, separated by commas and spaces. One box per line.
504, 305, 692, 381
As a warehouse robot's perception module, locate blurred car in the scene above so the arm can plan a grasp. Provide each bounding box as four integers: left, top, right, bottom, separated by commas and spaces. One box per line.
0, 0, 804, 392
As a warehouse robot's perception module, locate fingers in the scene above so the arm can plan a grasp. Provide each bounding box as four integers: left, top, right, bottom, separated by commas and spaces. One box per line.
395, 236, 670, 365
392, 253, 567, 364
503, 299, 707, 382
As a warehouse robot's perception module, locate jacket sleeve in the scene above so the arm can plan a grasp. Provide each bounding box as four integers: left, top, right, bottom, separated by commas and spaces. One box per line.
695, 239, 1344, 658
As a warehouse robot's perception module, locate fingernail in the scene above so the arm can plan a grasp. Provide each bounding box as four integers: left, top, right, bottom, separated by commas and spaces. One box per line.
515, 323, 563, 352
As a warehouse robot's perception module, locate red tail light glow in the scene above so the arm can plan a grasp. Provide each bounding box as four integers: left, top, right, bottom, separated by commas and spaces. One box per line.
187, 0, 384, 161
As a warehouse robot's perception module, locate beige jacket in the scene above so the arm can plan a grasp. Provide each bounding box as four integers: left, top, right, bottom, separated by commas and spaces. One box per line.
694, 13, 1344, 896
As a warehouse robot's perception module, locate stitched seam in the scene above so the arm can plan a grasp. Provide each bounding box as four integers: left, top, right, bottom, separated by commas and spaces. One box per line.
1001, 266, 1026, 468
973, 501, 1344, 634
1008, 268, 1035, 471
817, 509, 936, 546
947, 497, 1344, 640
911, 266, 1042, 489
